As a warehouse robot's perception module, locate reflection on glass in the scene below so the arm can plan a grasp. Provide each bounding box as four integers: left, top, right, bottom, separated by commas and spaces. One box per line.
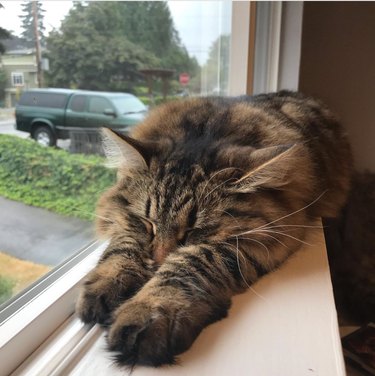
0, 1, 232, 307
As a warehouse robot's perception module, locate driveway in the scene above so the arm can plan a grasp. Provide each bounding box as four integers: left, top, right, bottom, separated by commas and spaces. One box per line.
0, 196, 95, 266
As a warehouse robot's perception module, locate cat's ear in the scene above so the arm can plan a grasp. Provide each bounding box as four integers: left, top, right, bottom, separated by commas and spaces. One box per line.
101, 128, 154, 171
230, 144, 302, 192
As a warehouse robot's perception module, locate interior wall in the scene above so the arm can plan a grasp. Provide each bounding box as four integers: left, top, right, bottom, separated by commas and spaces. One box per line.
299, 2, 375, 172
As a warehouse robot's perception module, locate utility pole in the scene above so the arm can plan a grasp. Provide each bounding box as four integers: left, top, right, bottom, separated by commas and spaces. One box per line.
32, 1, 43, 87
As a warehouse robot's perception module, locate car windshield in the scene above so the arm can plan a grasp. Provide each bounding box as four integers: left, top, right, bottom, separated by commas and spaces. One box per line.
112, 96, 147, 114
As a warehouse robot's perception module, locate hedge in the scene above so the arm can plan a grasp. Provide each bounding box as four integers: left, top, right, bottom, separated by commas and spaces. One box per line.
0, 135, 116, 221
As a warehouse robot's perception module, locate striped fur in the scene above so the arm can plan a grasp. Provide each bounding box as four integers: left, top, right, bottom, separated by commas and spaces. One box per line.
76, 91, 352, 367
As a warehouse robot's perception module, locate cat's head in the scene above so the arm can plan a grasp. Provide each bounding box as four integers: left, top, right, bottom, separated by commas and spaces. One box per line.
96, 121, 304, 265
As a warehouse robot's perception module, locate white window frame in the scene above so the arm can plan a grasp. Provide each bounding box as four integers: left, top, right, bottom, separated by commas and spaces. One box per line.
11, 72, 25, 87
0, 3, 305, 374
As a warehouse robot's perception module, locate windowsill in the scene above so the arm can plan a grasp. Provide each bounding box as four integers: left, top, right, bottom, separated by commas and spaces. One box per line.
0, 241, 108, 376
8, 225, 346, 376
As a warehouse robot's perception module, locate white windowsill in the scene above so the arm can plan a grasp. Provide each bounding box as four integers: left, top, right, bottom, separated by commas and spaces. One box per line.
7, 225, 346, 376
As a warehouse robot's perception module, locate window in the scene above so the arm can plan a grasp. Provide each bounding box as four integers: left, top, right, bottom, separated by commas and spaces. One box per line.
112, 95, 147, 114
88, 97, 112, 114
0, 1, 261, 373
69, 95, 87, 112
18, 92, 68, 108
11, 72, 24, 87
1, 0, 237, 315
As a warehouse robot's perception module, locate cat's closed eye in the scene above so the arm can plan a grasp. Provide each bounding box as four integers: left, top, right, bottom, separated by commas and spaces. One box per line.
178, 228, 194, 246
140, 217, 156, 239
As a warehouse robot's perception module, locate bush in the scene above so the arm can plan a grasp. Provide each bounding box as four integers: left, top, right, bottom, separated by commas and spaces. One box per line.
138, 95, 180, 107
0, 275, 15, 305
0, 135, 116, 220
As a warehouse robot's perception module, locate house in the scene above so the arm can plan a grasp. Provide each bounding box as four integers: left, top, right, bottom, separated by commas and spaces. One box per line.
0, 48, 38, 107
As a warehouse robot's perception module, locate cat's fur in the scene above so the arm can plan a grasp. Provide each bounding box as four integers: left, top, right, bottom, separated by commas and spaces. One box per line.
324, 172, 375, 324
76, 91, 352, 367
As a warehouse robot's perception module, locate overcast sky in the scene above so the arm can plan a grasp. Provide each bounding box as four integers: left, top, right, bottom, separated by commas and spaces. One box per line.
0, 1, 231, 65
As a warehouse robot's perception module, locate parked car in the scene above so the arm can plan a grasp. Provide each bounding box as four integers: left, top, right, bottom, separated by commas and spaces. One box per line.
15, 88, 147, 146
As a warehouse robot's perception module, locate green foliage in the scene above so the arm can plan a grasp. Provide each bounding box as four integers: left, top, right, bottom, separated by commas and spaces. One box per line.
0, 275, 15, 305
0, 4, 12, 54
19, 1, 46, 47
46, 2, 199, 93
0, 135, 116, 220
201, 35, 230, 95
138, 95, 180, 107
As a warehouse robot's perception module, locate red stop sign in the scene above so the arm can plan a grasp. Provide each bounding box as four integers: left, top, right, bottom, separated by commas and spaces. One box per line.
179, 73, 190, 85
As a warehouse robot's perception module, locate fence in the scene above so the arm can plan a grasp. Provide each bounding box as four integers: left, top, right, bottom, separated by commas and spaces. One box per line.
69, 130, 104, 155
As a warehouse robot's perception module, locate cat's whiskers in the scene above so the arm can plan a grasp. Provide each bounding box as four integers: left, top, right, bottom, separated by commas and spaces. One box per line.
73, 209, 115, 223
227, 191, 327, 243
261, 224, 324, 230
231, 237, 272, 266
235, 228, 312, 246
203, 177, 237, 201
198, 167, 240, 201
238, 232, 287, 248
254, 190, 328, 231
220, 240, 270, 303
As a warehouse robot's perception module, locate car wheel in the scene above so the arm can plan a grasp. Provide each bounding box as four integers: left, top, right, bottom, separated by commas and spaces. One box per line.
33, 126, 56, 147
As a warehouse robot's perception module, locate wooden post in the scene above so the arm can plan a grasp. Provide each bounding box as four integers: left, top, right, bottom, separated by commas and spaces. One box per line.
32, 1, 43, 88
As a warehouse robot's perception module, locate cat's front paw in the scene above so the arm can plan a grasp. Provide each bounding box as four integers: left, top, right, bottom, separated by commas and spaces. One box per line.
107, 293, 206, 367
76, 265, 148, 325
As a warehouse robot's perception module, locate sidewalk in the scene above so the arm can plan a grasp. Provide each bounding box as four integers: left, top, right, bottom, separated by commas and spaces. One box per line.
0, 108, 15, 120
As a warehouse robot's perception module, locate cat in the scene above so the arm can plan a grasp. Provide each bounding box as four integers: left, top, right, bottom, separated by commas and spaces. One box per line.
76, 91, 352, 367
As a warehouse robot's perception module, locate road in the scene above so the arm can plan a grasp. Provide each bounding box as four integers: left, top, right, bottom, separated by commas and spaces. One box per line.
0, 117, 94, 265
0, 196, 95, 266
0, 118, 28, 138
0, 118, 70, 150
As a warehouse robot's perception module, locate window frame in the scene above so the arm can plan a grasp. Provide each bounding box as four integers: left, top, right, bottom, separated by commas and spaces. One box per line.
0, 241, 107, 375
0, 2, 303, 373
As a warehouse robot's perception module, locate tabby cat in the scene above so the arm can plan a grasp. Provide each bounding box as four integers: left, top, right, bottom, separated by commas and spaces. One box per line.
76, 91, 352, 367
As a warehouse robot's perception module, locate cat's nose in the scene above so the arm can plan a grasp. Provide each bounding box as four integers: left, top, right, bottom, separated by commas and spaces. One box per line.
153, 246, 169, 264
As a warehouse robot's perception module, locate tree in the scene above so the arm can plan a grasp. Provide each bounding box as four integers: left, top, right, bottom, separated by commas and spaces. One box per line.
0, 4, 11, 54
46, 2, 199, 92
46, 3, 159, 92
19, 1, 46, 47
201, 35, 230, 95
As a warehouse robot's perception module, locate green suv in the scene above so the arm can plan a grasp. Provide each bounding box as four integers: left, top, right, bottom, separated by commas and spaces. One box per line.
15, 88, 147, 146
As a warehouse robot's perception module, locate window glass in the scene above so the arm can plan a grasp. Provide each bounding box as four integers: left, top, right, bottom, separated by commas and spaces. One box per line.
112, 96, 147, 114
88, 97, 112, 114
11, 72, 24, 86
0, 1, 232, 310
18, 92, 68, 108
18, 92, 35, 106
69, 95, 87, 112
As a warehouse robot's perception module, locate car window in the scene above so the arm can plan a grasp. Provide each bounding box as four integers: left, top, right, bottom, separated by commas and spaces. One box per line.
111, 96, 147, 114
69, 95, 87, 112
19, 92, 68, 108
88, 97, 113, 114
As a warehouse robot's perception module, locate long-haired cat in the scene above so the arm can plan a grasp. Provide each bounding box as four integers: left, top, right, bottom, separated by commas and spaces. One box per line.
76, 91, 352, 367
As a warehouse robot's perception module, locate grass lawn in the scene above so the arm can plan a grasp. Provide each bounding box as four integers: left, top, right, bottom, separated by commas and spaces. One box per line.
0, 252, 51, 304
